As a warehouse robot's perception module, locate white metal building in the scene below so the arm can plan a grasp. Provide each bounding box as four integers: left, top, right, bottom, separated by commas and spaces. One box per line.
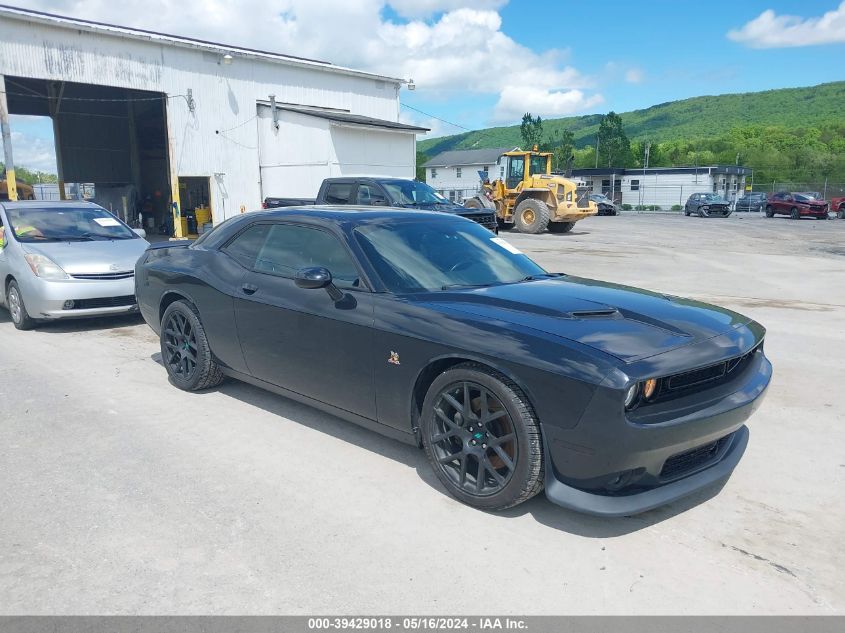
423, 147, 514, 202
571, 166, 752, 209
0, 5, 425, 237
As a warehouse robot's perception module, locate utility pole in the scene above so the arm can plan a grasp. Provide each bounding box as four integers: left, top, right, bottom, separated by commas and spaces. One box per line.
594, 133, 600, 169
640, 142, 650, 207
0, 75, 18, 201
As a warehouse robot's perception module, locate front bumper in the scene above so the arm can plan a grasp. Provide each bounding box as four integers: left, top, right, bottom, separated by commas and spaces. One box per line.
542, 339, 771, 516
19, 275, 138, 320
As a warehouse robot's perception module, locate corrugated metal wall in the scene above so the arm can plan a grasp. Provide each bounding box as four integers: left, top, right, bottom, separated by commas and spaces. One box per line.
0, 15, 404, 221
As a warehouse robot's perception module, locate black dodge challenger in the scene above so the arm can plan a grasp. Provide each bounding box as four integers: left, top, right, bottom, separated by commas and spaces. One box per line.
136, 208, 771, 516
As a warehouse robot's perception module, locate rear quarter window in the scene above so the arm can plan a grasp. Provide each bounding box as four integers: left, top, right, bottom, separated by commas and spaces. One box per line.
324, 183, 353, 204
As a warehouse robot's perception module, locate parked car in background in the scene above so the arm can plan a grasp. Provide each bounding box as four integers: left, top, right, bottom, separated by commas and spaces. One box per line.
765, 192, 829, 220
734, 192, 767, 212
684, 193, 731, 217
830, 196, 845, 219
136, 207, 771, 516
263, 177, 498, 232
589, 193, 619, 216
0, 201, 148, 330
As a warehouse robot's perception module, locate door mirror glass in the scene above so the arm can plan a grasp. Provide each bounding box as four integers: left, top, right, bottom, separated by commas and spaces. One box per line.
295, 266, 332, 289
132, 228, 147, 239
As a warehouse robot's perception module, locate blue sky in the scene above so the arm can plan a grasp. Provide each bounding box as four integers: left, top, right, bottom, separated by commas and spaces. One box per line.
5, 0, 845, 171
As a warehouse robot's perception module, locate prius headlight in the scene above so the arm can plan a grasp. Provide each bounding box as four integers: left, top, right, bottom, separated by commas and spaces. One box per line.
24, 253, 69, 280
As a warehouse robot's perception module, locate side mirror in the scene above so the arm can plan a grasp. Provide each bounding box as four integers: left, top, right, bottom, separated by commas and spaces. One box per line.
295, 266, 344, 302
133, 228, 147, 239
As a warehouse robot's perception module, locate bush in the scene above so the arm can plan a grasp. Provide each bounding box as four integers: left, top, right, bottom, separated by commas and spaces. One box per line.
621, 204, 632, 210
634, 204, 647, 210
649, 205, 662, 211
671, 204, 683, 211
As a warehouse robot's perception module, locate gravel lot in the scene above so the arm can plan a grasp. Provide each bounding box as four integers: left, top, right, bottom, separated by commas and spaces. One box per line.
1, 213, 843, 614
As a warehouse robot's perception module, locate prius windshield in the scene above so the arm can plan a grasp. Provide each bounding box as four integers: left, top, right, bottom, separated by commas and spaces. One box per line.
355, 219, 548, 293
5, 206, 138, 242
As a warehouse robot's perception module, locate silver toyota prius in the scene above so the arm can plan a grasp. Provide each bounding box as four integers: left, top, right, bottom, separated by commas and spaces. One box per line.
0, 200, 150, 330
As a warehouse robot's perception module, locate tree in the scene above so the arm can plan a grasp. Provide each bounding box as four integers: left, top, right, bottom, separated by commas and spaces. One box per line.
596, 111, 631, 168
547, 128, 575, 172
520, 113, 544, 150
415, 149, 429, 181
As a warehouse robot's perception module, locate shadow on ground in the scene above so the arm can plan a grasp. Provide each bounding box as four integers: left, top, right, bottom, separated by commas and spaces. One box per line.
151, 351, 727, 539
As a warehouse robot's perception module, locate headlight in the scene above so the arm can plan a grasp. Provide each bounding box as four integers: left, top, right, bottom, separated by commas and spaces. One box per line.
24, 253, 69, 280
642, 378, 658, 400
624, 384, 639, 409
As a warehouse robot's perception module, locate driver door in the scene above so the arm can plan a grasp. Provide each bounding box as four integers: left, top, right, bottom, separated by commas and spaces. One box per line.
506, 156, 525, 190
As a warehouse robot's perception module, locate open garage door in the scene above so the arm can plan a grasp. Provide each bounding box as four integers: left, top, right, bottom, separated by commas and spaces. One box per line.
257, 104, 426, 201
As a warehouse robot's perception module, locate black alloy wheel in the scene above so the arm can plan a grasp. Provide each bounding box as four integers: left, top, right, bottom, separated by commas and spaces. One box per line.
421, 363, 544, 511
791, 207, 800, 220
765, 205, 775, 218
160, 300, 224, 391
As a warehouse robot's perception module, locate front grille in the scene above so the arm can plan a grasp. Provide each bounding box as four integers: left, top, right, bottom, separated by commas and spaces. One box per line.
71, 295, 137, 309
660, 436, 730, 480
71, 271, 134, 280
576, 186, 591, 209
662, 344, 759, 397
468, 213, 496, 226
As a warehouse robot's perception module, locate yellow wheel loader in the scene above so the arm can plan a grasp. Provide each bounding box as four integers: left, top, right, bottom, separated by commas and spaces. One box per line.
465, 149, 597, 234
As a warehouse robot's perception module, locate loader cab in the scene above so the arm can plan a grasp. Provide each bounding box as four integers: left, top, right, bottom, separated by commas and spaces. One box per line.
502, 151, 552, 189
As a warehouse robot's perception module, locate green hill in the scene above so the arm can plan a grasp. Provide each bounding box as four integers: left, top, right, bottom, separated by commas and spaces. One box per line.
418, 81, 845, 156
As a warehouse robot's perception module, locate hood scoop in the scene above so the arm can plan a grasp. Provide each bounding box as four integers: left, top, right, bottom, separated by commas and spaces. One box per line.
568, 308, 619, 319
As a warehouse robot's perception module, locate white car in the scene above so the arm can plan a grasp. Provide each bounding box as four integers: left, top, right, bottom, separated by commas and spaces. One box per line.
0, 200, 149, 330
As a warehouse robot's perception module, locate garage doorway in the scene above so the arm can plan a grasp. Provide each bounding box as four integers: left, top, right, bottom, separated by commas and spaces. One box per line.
177, 176, 212, 237
2, 76, 174, 235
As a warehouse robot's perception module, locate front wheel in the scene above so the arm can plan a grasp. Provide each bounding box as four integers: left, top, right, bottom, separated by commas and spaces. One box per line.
838, 207, 845, 219
160, 300, 224, 391
513, 199, 550, 234
6, 280, 36, 330
791, 207, 800, 220
548, 221, 574, 233
765, 205, 775, 218
420, 363, 544, 511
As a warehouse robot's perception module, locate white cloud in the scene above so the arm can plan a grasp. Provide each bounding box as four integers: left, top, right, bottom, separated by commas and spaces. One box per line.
625, 68, 644, 84
17, 1, 602, 125
728, 2, 845, 48
5, 131, 58, 173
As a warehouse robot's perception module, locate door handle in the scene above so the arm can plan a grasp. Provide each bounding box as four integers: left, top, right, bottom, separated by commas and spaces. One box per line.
241, 283, 258, 295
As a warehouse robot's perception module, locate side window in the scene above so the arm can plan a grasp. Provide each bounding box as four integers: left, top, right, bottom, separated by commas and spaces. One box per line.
324, 183, 353, 205
430, 168, 437, 179
254, 224, 361, 288
356, 185, 387, 206
0, 213, 5, 249
456, 167, 462, 179
630, 180, 640, 192
223, 223, 272, 269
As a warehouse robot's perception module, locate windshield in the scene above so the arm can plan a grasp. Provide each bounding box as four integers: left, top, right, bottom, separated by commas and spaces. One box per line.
590, 194, 610, 202
355, 219, 548, 293
528, 155, 548, 176
794, 194, 812, 202
5, 206, 138, 243
380, 180, 448, 205
701, 193, 724, 201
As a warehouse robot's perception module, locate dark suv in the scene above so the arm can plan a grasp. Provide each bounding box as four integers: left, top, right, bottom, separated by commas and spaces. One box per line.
735, 192, 767, 212
765, 192, 828, 220
684, 193, 731, 218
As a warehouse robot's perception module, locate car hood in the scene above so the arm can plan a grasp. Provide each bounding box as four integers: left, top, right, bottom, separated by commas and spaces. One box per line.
399, 203, 482, 215
416, 277, 752, 363
23, 238, 149, 274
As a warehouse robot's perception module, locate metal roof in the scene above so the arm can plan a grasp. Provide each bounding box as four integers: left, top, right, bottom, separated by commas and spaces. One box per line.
280, 106, 429, 132
0, 3, 405, 84
423, 147, 515, 168
572, 165, 753, 177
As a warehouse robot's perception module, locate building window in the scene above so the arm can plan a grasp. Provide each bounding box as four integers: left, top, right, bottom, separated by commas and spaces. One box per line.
601, 179, 611, 194
630, 179, 640, 191
449, 190, 456, 202
430, 168, 437, 179
456, 167, 462, 179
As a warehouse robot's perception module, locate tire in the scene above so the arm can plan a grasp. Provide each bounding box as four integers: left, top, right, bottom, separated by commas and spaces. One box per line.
698, 209, 705, 218
839, 207, 845, 220
765, 205, 774, 218
547, 221, 575, 234
160, 300, 224, 391
6, 280, 36, 330
420, 363, 544, 511
684, 207, 690, 216
513, 198, 550, 234
463, 197, 484, 210
790, 207, 800, 220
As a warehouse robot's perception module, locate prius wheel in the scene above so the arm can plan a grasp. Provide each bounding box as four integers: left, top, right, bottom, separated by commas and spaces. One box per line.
421, 363, 544, 511
160, 300, 223, 391
6, 280, 36, 330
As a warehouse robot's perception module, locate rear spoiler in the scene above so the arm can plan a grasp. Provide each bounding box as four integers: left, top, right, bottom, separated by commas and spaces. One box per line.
146, 239, 192, 250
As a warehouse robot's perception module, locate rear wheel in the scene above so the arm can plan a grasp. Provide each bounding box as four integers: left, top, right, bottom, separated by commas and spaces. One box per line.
548, 221, 574, 233
790, 207, 800, 220
6, 280, 36, 330
420, 363, 544, 511
839, 206, 845, 219
513, 199, 550, 234
765, 205, 775, 218
160, 300, 224, 391
463, 197, 485, 210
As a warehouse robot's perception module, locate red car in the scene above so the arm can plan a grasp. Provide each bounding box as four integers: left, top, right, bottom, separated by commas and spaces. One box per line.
831, 196, 845, 219
765, 192, 829, 220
